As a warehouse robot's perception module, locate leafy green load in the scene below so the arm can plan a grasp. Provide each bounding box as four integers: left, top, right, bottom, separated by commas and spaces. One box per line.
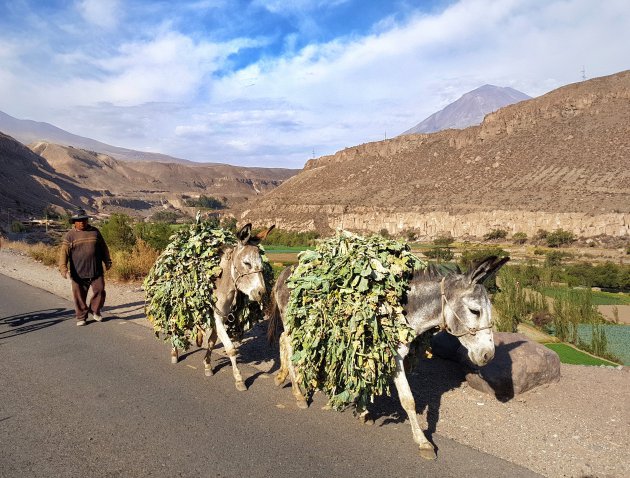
285, 230, 427, 410
144, 216, 271, 349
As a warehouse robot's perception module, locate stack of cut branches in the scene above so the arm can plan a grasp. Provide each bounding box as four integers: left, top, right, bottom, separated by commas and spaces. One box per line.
285, 231, 426, 410
144, 216, 270, 349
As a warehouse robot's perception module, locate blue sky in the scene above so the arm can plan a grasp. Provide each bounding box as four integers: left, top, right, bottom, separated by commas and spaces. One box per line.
0, 0, 629, 168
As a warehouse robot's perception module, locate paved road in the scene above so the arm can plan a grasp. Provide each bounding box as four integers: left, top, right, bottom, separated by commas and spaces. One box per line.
0, 274, 541, 477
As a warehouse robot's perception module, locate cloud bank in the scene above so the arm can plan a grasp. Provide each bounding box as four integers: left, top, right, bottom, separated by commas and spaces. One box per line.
0, 0, 628, 168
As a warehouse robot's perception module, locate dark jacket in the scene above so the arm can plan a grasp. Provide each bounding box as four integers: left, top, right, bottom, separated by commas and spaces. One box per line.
58, 225, 112, 279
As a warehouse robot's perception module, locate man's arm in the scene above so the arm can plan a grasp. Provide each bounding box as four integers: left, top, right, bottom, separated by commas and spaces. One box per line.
58, 234, 71, 278
97, 230, 113, 270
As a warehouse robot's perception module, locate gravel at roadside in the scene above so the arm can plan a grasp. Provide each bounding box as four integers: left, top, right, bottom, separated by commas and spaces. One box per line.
1, 247, 628, 478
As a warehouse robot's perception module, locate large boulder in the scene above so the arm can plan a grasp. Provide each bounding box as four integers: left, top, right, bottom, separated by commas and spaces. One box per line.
430, 331, 561, 401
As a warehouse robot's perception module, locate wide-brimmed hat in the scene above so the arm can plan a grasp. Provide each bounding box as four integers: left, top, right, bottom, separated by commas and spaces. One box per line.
70, 208, 91, 222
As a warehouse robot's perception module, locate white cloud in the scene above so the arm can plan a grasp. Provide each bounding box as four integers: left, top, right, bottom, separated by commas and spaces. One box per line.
76, 0, 121, 29
2, 0, 629, 168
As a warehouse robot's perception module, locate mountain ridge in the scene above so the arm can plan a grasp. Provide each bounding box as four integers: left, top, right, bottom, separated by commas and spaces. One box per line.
401, 84, 531, 135
240, 71, 630, 239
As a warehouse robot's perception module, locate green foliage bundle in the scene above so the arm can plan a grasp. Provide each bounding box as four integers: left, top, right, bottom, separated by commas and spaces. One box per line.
144, 216, 270, 349
285, 231, 426, 411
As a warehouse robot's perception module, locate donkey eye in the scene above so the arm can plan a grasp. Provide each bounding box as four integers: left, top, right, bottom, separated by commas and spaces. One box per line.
244, 261, 252, 268
469, 308, 481, 316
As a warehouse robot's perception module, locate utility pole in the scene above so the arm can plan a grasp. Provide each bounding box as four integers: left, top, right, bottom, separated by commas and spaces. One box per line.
581, 66, 586, 81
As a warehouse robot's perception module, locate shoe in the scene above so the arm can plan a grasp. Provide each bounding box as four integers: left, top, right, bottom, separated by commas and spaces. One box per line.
76, 320, 86, 326
93, 313, 103, 322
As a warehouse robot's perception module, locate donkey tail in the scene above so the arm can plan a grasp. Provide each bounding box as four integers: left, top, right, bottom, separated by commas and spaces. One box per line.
266, 291, 284, 345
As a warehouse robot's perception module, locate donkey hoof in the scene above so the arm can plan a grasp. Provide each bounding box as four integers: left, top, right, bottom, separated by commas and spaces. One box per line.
235, 381, 247, 392
358, 414, 374, 425
296, 399, 308, 409
274, 374, 286, 387
418, 444, 437, 460
204, 367, 214, 377
170, 356, 178, 364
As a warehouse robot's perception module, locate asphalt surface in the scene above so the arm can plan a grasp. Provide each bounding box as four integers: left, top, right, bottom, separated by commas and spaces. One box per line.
0, 273, 542, 477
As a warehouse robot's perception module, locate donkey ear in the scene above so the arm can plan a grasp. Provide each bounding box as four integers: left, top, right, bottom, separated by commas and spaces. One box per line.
236, 223, 253, 243
248, 224, 275, 246
468, 256, 510, 284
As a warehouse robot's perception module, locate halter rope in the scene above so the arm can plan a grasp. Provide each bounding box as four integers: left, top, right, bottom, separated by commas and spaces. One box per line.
439, 277, 493, 337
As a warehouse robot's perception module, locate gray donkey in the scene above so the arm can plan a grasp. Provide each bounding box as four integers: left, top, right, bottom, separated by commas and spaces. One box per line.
170, 223, 274, 392
267, 255, 509, 459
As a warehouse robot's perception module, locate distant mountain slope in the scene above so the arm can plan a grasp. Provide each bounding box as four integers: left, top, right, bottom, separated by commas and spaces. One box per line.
241, 71, 630, 239
0, 110, 194, 164
401, 85, 531, 135
27, 142, 296, 216
0, 133, 93, 216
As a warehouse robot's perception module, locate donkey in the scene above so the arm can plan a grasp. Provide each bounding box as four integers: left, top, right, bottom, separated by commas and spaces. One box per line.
267, 255, 508, 459
171, 223, 274, 392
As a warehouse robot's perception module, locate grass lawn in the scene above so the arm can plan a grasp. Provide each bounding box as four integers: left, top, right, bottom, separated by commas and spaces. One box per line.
544, 343, 619, 366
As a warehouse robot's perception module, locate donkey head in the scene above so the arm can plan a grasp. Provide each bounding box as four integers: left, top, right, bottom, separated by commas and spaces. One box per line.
230, 223, 275, 302
442, 256, 509, 366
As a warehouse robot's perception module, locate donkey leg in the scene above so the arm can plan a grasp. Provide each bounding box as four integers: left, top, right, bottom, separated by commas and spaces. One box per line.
203, 327, 218, 377
170, 346, 178, 364
274, 331, 290, 387
392, 347, 436, 460
282, 334, 308, 409
214, 316, 247, 391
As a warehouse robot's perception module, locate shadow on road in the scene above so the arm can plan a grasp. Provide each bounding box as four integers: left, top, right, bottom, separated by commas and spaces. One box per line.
102, 300, 146, 321
0, 307, 74, 340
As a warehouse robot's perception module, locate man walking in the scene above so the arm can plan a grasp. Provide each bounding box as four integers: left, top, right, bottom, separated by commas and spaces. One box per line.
58, 209, 112, 326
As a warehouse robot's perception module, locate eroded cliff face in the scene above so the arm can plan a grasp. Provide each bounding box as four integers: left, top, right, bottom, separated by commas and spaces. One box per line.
241, 71, 630, 239
241, 204, 628, 239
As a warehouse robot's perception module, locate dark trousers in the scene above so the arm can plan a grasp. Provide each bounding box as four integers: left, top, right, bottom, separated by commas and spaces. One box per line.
71, 275, 106, 320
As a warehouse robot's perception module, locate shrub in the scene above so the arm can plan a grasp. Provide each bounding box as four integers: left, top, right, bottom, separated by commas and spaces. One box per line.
185, 195, 225, 209
221, 217, 237, 233
379, 228, 391, 239
134, 222, 174, 252
483, 229, 508, 241
546, 228, 576, 248
433, 235, 454, 246
11, 221, 26, 233
264, 228, 319, 247
544, 250, 572, 267
100, 214, 136, 252
28, 242, 59, 266
512, 232, 528, 244
534, 229, 549, 242
423, 247, 454, 262
150, 210, 180, 223
532, 310, 553, 328
109, 239, 160, 281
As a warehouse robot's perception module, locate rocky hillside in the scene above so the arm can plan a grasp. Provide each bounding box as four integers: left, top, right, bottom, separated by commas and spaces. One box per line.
31, 142, 296, 217
0, 136, 297, 220
0, 133, 93, 217
240, 71, 630, 239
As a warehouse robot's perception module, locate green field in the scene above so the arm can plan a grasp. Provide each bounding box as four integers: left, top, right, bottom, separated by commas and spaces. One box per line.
544, 343, 619, 366
541, 287, 630, 305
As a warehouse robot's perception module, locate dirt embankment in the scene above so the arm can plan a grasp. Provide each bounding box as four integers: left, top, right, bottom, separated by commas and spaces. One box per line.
0, 247, 628, 478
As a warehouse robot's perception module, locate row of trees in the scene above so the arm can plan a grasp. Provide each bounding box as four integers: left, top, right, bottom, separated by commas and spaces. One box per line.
491, 263, 619, 363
